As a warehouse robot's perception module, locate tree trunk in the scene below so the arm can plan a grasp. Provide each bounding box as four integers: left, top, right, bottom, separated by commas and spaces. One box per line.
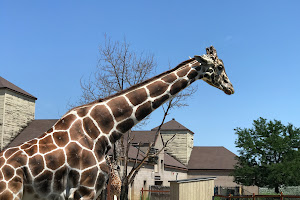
275, 186, 280, 194
120, 184, 128, 200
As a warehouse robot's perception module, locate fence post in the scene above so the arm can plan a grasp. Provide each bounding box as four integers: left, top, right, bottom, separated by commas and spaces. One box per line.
252, 193, 255, 200
141, 187, 144, 200
229, 194, 232, 200
280, 192, 283, 200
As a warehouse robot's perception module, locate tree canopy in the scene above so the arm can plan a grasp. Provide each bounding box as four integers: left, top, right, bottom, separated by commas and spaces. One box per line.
233, 117, 300, 193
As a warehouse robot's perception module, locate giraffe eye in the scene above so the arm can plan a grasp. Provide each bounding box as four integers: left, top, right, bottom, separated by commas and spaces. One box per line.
217, 65, 223, 71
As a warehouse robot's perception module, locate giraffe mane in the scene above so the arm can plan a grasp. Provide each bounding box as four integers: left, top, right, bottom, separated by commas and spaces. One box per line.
75, 57, 196, 109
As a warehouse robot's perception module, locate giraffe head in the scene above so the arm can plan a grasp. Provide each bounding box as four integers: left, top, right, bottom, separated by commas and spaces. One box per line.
194, 46, 234, 95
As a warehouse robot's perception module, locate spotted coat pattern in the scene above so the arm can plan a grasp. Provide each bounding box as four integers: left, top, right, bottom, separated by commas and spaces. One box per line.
0, 46, 234, 200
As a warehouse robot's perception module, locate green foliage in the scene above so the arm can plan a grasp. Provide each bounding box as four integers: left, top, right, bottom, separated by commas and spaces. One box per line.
233, 117, 300, 193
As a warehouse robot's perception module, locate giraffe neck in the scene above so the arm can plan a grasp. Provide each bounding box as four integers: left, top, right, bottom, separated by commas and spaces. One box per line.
53, 58, 203, 152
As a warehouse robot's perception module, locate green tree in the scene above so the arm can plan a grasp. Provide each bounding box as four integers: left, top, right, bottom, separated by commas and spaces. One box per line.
233, 117, 300, 193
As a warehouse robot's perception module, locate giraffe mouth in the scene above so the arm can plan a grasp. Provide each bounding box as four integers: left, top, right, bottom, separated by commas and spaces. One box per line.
224, 87, 234, 95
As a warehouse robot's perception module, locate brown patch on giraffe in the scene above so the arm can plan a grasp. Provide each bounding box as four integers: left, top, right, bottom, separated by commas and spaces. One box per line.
16, 168, 23, 179
0, 156, 5, 167
8, 176, 23, 194
21, 139, 38, 150
116, 118, 134, 133
53, 131, 69, 147
83, 117, 100, 139
162, 73, 177, 83
0, 190, 13, 199
126, 88, 147, 106
24, 145, 38, 156
7, 151, 27, 167
99, 163, 110, 175
21, 143, 32, 150
170, 79, 188, 95
53, 166, 67, 193
107, 97, 133, 122
90, 104, 114, 134
44, 149, 65, 170
147, 81, 169, 97
187, 69, 198, 79
24, 185, 34, 194
55, 114, 76, 130
68, 170, 80, 187
0, 181, 6, 193
80, 167, 98, 187
80, 149, 96, 169
78, 136, 93, 149
177, 67, 191, 77
95, 172, 107, 192
33, 170, 53, 195
152, 94, 169, 109
69, 119, 84, 140
77, 107, 89, 117
109, 131, 122, 144
46, 127, 53, 134
2, 165, 14, 180
135, 101, 152, 121
29, 154, 45, 176
4, 147, 18, 159
65, 142, 82, 169
94, 136, 109, 162
38, 135, 57, 154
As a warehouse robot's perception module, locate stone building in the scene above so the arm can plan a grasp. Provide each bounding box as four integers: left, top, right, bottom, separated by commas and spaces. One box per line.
152, 119, 194, 165
0, 76, 37, 149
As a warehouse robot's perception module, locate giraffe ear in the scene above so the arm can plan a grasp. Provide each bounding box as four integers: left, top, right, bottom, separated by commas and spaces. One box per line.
194, 55, 207, 65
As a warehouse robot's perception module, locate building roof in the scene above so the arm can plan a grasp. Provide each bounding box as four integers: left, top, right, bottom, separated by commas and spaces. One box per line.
151, 118, 194, 134
0, 76, 37, 100
187, 146, 237, 170
6, 119, 58, 148
130, 130, 157, 144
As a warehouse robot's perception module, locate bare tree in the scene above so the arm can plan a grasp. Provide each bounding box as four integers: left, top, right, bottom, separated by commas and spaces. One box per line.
78, 35, 197, 200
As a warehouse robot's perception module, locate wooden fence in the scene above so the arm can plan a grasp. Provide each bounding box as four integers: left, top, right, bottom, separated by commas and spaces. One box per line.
214, 192, 300, 199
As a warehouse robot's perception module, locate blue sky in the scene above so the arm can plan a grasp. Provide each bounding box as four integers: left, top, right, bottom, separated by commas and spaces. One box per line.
1, 1, 300, 154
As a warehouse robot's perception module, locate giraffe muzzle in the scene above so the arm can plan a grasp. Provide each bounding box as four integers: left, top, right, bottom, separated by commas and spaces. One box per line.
224, 87, 234, 95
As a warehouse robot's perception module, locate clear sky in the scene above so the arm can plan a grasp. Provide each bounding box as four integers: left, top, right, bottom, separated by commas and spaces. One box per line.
1, 1, 300, 155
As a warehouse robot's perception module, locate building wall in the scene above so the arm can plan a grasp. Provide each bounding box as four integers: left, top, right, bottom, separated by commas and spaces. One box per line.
124, 162, 187, 200
0, 90, 5, 146
0, 89, 35, 149
188, 170, 259, 194
161, 131, 193, 165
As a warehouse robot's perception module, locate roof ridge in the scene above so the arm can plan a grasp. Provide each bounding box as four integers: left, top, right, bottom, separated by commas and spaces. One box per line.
0, 76, 37, 100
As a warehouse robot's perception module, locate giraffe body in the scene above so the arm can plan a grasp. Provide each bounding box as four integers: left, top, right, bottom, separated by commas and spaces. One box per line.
0, 46, 234, 200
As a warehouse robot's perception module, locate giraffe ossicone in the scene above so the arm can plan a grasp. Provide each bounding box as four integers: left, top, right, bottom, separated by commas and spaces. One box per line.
0, 46, 234, 200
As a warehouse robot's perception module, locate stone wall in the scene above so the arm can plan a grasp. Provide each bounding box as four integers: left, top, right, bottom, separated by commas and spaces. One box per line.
161, 130, 194, 165
0, 90, 4, 147
0, 89, 35, 149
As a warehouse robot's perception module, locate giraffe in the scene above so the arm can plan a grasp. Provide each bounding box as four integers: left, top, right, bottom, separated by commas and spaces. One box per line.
0, 46, 234, 200
105, 156, 121, 200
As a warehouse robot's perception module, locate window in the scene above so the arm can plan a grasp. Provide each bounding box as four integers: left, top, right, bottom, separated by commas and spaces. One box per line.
160, 160, 164, 171
155, 181, 163, 186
